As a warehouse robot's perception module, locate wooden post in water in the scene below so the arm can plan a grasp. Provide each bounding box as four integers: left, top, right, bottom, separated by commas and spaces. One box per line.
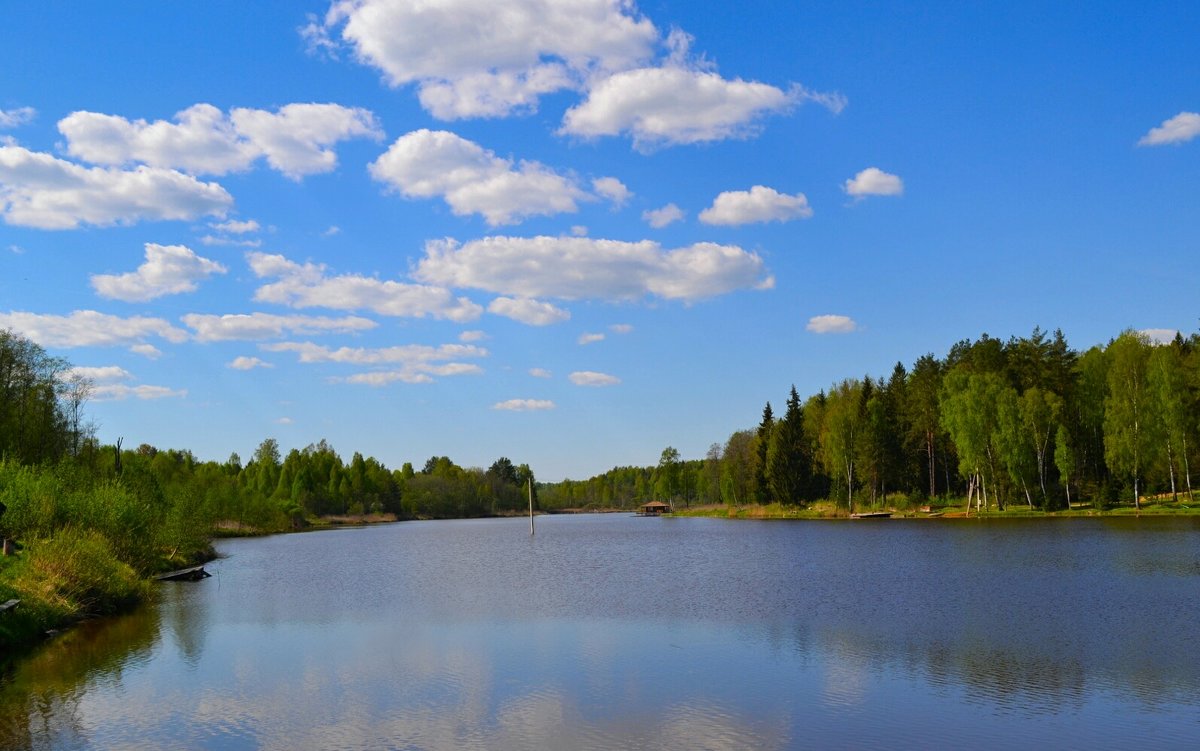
529, 477, 535, 536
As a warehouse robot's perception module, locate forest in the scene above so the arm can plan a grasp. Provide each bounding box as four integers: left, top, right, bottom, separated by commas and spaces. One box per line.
540, 327, 1200, 514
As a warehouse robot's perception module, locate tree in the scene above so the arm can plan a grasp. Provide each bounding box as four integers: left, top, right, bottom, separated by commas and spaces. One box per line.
754, 403, 774, 503
1054, 424, 1077, 506
941, 370, 1008, 512
766, 386, 811, 505
905, 354, 944, 499
1019, 387, 1063, 506
1104, 331, 1158, 509
821, 379, 865, 512
656, 446, 681, 504
1148, 341, 1196, 502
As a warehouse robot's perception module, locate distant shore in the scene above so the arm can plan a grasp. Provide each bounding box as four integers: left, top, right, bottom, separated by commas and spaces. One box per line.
669, 499, 1198, 520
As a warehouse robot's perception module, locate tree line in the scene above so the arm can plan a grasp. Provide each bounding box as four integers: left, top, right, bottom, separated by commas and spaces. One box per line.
542, 327, 1200, 512
1, 328, 541, 559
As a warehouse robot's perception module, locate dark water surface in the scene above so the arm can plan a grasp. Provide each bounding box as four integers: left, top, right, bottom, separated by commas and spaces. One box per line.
2, 515, 1199, 749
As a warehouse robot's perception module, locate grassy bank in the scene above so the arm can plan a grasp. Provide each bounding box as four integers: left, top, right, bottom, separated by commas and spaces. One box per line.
671, 497, 1199, 519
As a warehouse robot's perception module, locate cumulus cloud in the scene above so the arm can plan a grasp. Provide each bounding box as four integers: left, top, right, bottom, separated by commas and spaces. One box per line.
249, 251, 482, 322
493, 398, 556, 411
317, 0, 657, 119
264, 341, 487, 385
842, 167, 903, 198
414, 235, 772, 303
212, 219, 260, 234
610, 323, 633, 334
458, 330, 487, 342
62, 364, 183, 401
529, 367, 552, 378
1140, 328, 1179, 344
129, 343, 162, 359
264, 341, 487, 366
592, 176, 631, 206
561, 68, 841, 149
578, 332, 605, 345
91, 243, 226, 301
806, 314, 858, 334
58, 102, 382, 179
569, 370, 620, 386
643, 203, 685, 228
0, 107, 36, 129
487, 297, 571, 326
65, 365, 133, 383
0, 144, 232, 229
0, 310, 188, 347
93, 384, 187, 401
1138, 112, 1200, 146
198, 235, 261, 248
182, 312, 377, 342
699, 185, 812, 225
229, 356, 273, 370
369, 129, 590, 225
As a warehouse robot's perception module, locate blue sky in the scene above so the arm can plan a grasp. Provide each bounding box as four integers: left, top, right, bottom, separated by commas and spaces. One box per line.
1, 1, 1197, 480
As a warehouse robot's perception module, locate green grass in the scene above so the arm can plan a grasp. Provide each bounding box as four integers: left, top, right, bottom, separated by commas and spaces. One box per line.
0, 530, 151, 656
672, 497, 1200, 520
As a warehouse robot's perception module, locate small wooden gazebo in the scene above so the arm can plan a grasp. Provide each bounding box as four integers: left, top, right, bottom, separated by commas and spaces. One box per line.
637, 500, 672, 516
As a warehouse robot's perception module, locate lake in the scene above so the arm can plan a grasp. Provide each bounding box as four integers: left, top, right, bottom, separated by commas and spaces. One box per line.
2, 514, 1199, 749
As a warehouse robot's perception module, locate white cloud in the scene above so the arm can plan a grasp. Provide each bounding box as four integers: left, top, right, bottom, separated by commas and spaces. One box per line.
0, 310, 188, 347
529, 367, 552, 378
263, 341, 487, 366
0, 107, 36, 129
276, 416, 295, 425
129, 343, 162, 359
92, 384, 187, 401
643, 203, 684, 228
91, 243, 226, 301
265, 341, 487, 385
458, 330, 487, 342
182, 312, 377, 342
249, 251, 483, 322
0, 145, 232, 229
806, 314, 858, 334
1140, 328, 1179, 344
230, 103, 383, 179
198, 235, 262, 248
369, 129, 590, 225
228, 356, 274, 370
415, 235, 772, 302
212, 219, 260, 234
569, 370, 620, 386
1138, 112, 1200, 146
842, 167, 903, 198
699, 185, 812, 225
63, 364, 183, 401
487, 297, 571, 326
571, 225, 588, 236
592, 176, 631, 206
65, 365, 133, 383
319, 0, 658, 119
561, 68, 841, 149
610, 323, 633, 334
58, 102, 382, 179
493, 398, 556, 411
322, 225, 341, 237
578, 332, 605, 345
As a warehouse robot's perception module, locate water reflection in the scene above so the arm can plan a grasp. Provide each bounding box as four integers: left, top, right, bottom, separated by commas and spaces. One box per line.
0, 605, 161, 750
2, 516, 1198, 750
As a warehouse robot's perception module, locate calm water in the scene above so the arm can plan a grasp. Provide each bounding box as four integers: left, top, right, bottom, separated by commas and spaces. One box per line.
2, 515, 1199, 750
